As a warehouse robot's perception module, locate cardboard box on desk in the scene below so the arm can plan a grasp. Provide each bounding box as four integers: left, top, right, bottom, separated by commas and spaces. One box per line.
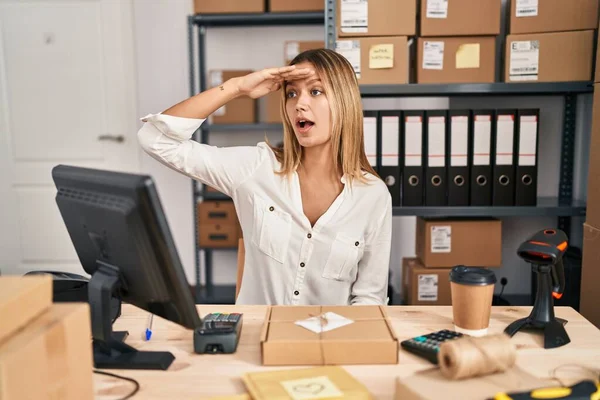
337, 0, 416, 38
336, 36, 410, 85
260, 306, 398, 366
208, 70, 256, 124
0, 275, 52, 343
420, 0, 501, 37
508, 0, 599, 34
417, 36, 495, 84
0, 303, 93, 400
416, 217, 502, 268
505, 31, 594, 83
580, 223, 600, 329
194, 0, 264, 14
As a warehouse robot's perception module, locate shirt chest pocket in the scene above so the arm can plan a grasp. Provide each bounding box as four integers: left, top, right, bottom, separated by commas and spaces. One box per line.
252, 195, 292, 264
322, 233, 365, 282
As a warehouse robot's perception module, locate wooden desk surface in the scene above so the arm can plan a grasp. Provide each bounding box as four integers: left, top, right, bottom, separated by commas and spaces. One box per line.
94, 305, 600, 399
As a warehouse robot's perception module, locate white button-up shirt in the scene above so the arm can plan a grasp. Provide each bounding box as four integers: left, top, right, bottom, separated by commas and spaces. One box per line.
138, 113, 392, 305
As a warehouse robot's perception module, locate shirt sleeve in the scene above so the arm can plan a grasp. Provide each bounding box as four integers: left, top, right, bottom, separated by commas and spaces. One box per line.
350, 194, 392, 305
137, 113, 266, 198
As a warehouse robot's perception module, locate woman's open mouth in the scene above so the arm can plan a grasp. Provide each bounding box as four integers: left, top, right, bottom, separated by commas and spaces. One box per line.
296, 119, 315, 134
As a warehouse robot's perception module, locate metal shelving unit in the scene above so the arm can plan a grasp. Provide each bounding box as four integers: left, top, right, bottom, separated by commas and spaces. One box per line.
188, 11, 325, 304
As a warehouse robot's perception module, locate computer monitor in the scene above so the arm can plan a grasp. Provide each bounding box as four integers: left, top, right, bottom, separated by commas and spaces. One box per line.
52, 164, 202, 370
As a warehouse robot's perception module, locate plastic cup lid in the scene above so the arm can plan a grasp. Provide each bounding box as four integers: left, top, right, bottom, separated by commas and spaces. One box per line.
449, 265, 497, 286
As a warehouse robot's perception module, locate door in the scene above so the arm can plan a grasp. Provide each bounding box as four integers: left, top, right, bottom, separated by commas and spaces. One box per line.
0, 0, 139, 276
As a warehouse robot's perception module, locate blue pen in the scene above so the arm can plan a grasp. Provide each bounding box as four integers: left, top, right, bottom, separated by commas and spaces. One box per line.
145, 313, 153, 341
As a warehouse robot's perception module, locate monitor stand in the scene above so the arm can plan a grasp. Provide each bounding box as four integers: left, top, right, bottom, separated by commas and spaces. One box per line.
89, 261, 175, 370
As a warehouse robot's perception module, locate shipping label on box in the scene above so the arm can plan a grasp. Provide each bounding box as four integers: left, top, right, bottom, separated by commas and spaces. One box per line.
423, 41, 445, 70
426, 0, 448, 19
509, 40, 539, 81
418, 274, 439, 301
340, 0, 368, 34
515, 0, 538, 17
335, 40, 362, 78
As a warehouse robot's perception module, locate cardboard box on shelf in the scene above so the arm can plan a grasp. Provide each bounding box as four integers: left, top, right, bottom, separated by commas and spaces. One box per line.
262, 91, 282, 123
0, 303, 94, 400
581, 223, 600, 328
596, 31, 600, 83
194, 0, 264, 14
509, 0, 599, 34
403, 258, 451, 305
337, 0, 416, 38
269, 0, 324, 12
585, 84, 600, 227
335, 36, 409, 85
415, 218, 502, 268
420, 0, 501, 37
198, 200, 238, 225
260, 305, 398, 365
505, 31, 594, 83
198, 223, 241, 248
0, 275, 52, 343
284, 40, 325, 64
417, 36, 495, 84
208, 70, 256, 124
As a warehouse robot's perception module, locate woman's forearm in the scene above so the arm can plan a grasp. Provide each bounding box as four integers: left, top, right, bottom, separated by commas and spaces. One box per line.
160, 77, 241, 119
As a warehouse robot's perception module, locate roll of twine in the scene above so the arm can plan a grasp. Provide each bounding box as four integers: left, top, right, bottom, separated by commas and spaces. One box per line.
438, 333, 517, 380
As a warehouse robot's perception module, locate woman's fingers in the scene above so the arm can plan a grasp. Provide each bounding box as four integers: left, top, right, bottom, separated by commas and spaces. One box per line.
281, 68, 315, 80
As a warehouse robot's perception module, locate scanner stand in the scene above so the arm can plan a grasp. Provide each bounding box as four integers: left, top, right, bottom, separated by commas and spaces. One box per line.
504, 264, 570, 349
89, 261, 175, 370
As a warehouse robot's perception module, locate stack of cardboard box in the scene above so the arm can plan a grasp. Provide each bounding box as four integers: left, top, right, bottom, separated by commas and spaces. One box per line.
580, 35, 600, 329
504, 0, 597, 83
194, 0, 324, 14
334, 0, 415, 85
417, 0, 501, 84
403, 218, 502, 305
197, 200, 242, 248
0, 276, 94, 399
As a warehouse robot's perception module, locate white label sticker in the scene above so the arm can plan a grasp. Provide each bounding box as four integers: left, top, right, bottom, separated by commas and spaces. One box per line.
210, 71, 223, 87
363, 116, 377, 166
509, 40, 539, 81
214, 105, 226, 116
450, 116, 468, 167
423, 41, 444, 70
418, 274, 439, 301
281, 376, 344, 400
431, 225, 451, 253
496, 115, 515, 165
382, 116, 399, 166
473, 115, 491, 166
516, 0, 538, 17
426, 0, 448, 18
518, 115, 537, 166
428, 116, 445, 167
286, 42, 300, 61
335, 40, 361, 78
405, 116, 423, 167
295, 312, 354, 333
341, 0, 368, 33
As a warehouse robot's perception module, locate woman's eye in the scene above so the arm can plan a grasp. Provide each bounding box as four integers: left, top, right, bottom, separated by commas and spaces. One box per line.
311, 89, 322, 96
286, 91, 296, 98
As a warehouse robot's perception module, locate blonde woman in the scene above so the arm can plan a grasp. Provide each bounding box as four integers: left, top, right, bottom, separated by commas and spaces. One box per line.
138, 49, 392, 306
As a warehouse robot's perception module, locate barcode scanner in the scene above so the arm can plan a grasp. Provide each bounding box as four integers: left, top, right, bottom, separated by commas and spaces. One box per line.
504, 229, 571, 349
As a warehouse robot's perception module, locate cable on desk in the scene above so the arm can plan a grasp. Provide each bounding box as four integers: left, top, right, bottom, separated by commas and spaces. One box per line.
93, 370, 140, 400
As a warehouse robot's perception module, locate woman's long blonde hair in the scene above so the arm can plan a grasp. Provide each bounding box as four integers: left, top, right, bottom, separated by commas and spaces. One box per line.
267, 48, 379, 185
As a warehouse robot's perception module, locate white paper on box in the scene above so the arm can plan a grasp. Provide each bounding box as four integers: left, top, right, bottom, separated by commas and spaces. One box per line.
214, 105, 226, 116
516, 0, 538, 17
428, 116, 446, 167
496, 115, 515, 165
210, 71, 223, 87
295, 312, 354, 333
509, 40, 539, 81
518, 115, 537, 166
431, 225, 451, 253
418, 275, 439, 301
423, 41, 444, 70
335, 40, 361, 78
473, 115, 491, 165
341, 0, 368, 33
382, 116, 399, 166
404, 116, 423, 167
450, 116, 468, 166
426, 0, 448, 18
286, 42, 300, 61
363, 116, 377, 166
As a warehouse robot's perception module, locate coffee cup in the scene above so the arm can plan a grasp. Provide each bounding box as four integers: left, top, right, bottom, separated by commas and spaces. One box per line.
449, 266, 497, 337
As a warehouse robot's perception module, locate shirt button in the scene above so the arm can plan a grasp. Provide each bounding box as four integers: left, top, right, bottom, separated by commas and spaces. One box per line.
294, 290, 299, 296
355, 241, 359, 246
300, 262, 305, 267
307, 233, 312, 239
269, 206, 274, 212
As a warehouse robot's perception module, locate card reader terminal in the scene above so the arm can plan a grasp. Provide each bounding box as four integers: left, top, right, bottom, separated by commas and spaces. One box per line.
193, 312, 243, 354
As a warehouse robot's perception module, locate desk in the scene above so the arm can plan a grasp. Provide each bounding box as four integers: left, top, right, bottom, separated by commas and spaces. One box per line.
94, 305, 600, 399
